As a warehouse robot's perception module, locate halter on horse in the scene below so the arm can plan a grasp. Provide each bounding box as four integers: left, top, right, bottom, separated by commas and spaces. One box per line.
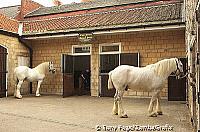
14, 62, 56, 99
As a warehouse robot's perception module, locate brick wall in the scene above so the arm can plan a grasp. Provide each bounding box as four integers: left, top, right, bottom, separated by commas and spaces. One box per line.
94, 29, 185, 97
185, 0, 199, 129
30, 37, 79, 94
29, 29, 185, 97
0, 34, 29, 96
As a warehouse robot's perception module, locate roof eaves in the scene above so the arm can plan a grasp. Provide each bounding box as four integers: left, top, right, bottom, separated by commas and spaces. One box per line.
22, 19, 184, 36
0, 29, 19, 37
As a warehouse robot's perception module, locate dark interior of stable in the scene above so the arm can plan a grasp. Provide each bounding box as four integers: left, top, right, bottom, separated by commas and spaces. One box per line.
73, 55, 91, 96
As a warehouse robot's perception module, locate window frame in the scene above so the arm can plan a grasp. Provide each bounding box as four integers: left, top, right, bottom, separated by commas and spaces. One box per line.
72, 44, 92, 56
99, 43, 121, 55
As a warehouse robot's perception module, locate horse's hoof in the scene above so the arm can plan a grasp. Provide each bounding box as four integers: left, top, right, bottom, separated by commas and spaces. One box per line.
112, 112, 118, 115
36, 94, 41, 97
16, 95, 22, 99
120, 114, 128, 118
149, 113, 157, 117
157, 111, 163, 115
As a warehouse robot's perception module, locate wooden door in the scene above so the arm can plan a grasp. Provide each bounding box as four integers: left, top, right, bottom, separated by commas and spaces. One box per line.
168, 58, 187, 101
0, 46, 7, 98
62, 54, 74, 97
99, 54, 119, 97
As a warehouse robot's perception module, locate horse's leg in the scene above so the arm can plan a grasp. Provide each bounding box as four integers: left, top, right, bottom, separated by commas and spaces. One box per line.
156, 93, 163, 115
148, 92, 158, 117
118, 90, 128, 118
16, 80, 23, 99
36, 80, 43, 97
112, 90, 118, 115
14, 84, 17, 97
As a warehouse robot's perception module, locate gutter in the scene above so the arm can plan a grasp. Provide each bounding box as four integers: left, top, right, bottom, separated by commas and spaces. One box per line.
22, 23, 185, 40
18, 36, 33, 94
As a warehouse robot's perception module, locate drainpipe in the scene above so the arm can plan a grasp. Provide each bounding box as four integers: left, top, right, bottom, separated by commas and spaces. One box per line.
18, 37, 33, 94
18, 22, 33, 94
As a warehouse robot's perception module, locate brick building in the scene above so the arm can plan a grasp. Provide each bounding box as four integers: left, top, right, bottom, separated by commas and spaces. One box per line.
0, 0, 186, 98
3, 0, 200, 130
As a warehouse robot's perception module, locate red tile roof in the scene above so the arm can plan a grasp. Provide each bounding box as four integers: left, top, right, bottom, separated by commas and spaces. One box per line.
0, 14, 19, 33
23, 2, 182, 35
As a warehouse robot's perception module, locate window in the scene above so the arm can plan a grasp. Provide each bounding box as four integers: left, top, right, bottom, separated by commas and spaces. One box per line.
100, 43, 121, 54
72, 45, 91, 55
18, 56, 30, 66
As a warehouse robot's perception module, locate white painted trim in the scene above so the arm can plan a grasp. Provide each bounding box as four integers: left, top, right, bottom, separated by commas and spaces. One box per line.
181, 1, 186, 22
24, 33, 79, 40
23, 24, 185, 40
94, 24, 185, 35
99, 43, 121, 55
18, 23, 23, 36
137, 52, 140, 67
72, 44, 92, 56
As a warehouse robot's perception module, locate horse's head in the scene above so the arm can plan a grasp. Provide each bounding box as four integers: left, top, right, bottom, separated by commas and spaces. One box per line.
174, 58, 184, 79
49, 61, 56, 74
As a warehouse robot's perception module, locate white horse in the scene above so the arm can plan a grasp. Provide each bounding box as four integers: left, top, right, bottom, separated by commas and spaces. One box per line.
14, 62, 56, 99
108, 58, 184, 118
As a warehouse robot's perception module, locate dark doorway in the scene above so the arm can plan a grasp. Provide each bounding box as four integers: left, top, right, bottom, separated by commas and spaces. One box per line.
62, 54, 90, 97
74, 56, 90, 96
168, 58, 187, 101
0, 46, 7, 98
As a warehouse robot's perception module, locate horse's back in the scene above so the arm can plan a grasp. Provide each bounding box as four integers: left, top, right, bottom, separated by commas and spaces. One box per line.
14, 66, 30, 80
110, 65, 158, 91
14, 66, 29, 73
110, 65, 138, 88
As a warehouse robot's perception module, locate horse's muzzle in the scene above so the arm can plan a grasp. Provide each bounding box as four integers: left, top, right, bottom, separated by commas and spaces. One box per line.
50, 69, 56, 74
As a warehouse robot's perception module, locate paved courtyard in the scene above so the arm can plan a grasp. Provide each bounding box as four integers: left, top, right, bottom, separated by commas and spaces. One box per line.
0, 95, 194, 132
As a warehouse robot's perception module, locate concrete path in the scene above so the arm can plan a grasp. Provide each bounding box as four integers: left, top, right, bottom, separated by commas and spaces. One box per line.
0, 95, 194, 132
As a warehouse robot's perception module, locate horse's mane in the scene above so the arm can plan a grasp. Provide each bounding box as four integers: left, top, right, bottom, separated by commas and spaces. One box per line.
146, 58, 177, 77
34, 62, 49, 74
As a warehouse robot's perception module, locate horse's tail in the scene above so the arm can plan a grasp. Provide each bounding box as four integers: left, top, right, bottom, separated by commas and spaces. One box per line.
108, 71, 114, 90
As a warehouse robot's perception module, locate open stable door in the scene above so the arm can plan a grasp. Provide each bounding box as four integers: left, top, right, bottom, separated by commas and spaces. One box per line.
62, 54, 74, 97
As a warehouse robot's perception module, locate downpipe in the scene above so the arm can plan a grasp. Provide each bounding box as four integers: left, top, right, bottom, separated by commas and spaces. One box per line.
18, 36, 33, 94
